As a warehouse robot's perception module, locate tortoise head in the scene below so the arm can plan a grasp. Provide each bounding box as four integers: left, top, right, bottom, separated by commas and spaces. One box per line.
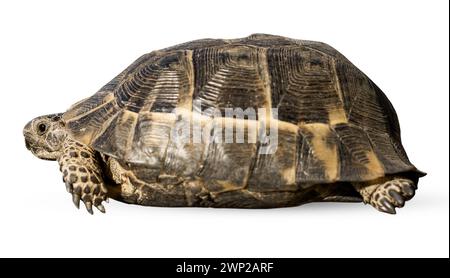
23, 113, 67, 160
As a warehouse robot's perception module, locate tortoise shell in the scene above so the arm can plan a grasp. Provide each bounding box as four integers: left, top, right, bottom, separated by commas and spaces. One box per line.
63, 34, 424, 189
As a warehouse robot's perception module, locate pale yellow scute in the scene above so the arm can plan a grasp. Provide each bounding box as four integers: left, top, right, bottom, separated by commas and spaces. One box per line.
328, 107, 348, 125
77, 132, 95, 146
277, 120, 299, 133
281, 165, 296, 185
364, 151, 385, 178
302, 123, 340, 182
215, 180, 245, 192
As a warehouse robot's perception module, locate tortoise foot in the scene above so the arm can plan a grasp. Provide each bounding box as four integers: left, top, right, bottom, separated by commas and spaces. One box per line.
356, 178, 417, 214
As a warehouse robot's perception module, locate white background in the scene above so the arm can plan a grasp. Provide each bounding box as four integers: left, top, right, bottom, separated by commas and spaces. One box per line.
0, 0, 448, 258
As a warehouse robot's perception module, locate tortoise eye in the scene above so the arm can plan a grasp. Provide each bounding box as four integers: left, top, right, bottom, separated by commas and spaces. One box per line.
37, 123, 48, 134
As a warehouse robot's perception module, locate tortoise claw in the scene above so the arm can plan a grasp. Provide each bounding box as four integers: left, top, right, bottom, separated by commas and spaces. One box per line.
72, 194, 80, 209
388, 189, 405, 207
85, 202, 94, 215
65, 182, 73, 193
96, 204, 106, 213
379, 206, 395, 214
380, 198, 396, 214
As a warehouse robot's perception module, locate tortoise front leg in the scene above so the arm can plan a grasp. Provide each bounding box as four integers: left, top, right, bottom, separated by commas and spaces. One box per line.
57, 138, 108, 214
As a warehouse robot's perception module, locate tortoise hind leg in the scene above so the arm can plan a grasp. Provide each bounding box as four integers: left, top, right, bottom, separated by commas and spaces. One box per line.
353, 176, 417, 214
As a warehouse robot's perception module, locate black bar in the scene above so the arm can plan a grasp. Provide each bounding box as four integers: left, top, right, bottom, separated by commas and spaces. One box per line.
0, 258, 447, 276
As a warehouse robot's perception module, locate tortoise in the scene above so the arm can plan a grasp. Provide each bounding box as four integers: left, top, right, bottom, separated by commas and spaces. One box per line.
23, 34, 425, 214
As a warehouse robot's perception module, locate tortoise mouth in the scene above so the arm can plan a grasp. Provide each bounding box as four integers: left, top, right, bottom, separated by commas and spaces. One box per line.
24, 137, 38, 152
25, 141, 39, 156
27, 145, 57, 161
24, 135, 38, 151
25, 139, 32, 150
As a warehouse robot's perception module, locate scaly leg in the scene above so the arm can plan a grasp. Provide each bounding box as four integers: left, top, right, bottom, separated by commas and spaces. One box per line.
58, 138, 108, 214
